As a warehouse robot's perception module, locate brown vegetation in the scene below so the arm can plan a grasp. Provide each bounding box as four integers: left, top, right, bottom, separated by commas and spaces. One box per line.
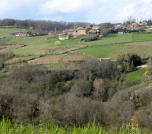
126, 41, 152, 46
54, 41, 61, 46
28, 55, 64, 64
0, 57, 152, 131
45, 45, 86, 54
0, 44, 22, 53
63, 55, 91, 62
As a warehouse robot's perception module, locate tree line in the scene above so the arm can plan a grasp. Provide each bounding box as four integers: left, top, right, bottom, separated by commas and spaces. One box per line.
0, 19, 89, 33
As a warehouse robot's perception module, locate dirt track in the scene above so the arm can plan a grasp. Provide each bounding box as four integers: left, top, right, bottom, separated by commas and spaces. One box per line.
0, 44, 22, 53
126, 41, 152, 46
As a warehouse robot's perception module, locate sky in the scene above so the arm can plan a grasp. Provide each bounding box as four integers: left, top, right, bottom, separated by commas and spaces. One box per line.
0, 0, 152, 23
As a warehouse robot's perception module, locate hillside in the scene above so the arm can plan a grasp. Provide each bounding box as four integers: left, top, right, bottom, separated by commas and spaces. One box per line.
1, 28, 152, 132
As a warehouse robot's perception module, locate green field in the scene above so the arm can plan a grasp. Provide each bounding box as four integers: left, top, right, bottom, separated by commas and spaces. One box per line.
1, 30, 152, 63
13, 37, 81, 55
60, 38, 80, 46
84, 34, 132, 46
6, 35, 50, 45
6, 35, 79, 45
125, 69, 146, 82
13, 39, 56, 55
12, 32, 152, 58
76, 44, 121, 58
76, 32, 152, 58
107, 45, 152, 59
0, 28, 26, 36
0, 37, 12, 44
84, 32, 152, 46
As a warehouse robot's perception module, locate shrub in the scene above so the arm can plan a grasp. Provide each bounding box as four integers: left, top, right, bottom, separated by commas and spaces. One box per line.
127, 54, 142, 67
83, 35, 99, 42
54, 41, 61, 46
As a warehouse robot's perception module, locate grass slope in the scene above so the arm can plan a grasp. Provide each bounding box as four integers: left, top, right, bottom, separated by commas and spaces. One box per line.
107, 45, 152, 59
0, 38, 12, 44
125, 69, 146, 82
60, 38, 79, 46
78, 32, 152, 58
6, 35, 49, 45
84, 32, 152, 46
13, 39, 56, 55
7, 32, 152, 58
76, 44, 121, 58
0, 28, 26, 36
13, 38, 80, 56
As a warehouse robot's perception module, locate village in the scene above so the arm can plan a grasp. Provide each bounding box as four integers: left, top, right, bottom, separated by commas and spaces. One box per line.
8, 19, 152, 39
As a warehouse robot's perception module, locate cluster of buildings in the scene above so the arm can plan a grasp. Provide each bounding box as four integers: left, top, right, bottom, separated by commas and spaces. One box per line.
63, 24, 101, 37
9, 31, 48, 36
10, 31, 30, 36
113, 20, 149, 29
127, 20, 148, 28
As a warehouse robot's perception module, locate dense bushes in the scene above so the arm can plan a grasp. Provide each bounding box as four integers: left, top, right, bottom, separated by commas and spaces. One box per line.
117, 54, 142, 72
83, 35, 99, 42
0, 52, 15, 70
0, 58, 152, 131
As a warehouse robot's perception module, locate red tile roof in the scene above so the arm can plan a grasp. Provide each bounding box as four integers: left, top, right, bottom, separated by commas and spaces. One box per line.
131, 23, 138, 26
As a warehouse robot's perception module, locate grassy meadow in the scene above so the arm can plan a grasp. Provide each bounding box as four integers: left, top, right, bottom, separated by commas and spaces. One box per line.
107, 45, 152, 59
2, 30, 152, 59
76, 44, 121, 58
6, 35, 50, 45
1, 28, 152, 70
12, 37, 81, 55
83, 32, 152, 46
76, 32, 152, 58
0, 28, 26, 36
60, 38, 80, 46
125, 69, 146, 82
0, 37, 12, 44
13, 39, 56, 55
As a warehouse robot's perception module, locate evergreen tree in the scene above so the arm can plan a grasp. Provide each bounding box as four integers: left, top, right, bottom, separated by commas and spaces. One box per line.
130, 60, 136, 72
127, 63, 131, 72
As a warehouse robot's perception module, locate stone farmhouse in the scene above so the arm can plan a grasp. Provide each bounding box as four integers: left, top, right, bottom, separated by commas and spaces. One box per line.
63, 24, 101, 36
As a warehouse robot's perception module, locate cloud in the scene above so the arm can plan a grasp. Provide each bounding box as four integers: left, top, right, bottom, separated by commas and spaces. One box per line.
0, 0, 40, 18
114, 1, 152, 22
0, 0, 152, 23
39, 0, 106, 15
141, 0, 152, 3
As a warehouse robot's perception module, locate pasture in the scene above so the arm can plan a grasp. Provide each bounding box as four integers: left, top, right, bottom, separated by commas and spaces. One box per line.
125, 69, 146, 82
0, 37, 12, 44
60, 38, 80, 46
83, 32, 152, 46
0, 28, 26, 36
1, 28, 152, 68
12, 36, 81, 56
107, 43, 152, 59
76, 44, 121, 58
76, 32, 152, 58
6, 35, 50, 45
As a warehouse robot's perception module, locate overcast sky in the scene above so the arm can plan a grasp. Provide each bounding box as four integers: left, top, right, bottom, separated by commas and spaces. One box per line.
0, 0, 152, 23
